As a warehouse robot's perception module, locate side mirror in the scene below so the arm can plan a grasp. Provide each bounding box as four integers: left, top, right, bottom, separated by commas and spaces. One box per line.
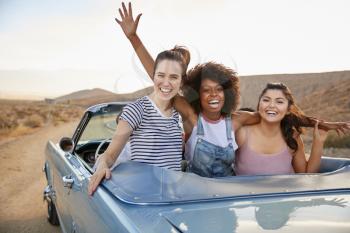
59, 137, 74, 153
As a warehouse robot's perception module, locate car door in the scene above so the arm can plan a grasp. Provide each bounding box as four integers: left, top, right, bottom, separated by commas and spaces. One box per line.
47, 142, 119, 233
46, 141, 75, 233
60, 151, 91, 233
63, 153, 121, 233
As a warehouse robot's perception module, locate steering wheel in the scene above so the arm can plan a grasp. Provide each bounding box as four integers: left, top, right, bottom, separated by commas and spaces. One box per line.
95, 138, 112, 161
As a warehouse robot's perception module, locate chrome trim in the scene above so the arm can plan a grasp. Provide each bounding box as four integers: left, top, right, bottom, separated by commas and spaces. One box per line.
62, 175, 74, 188
43, 185, 55, 202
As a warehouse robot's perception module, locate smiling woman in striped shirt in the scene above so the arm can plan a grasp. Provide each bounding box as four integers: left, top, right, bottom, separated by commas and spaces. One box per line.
88, 46, 190, 196
112, 2, 350, 179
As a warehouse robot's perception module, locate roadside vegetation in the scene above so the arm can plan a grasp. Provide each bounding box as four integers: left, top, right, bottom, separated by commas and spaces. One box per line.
325, 133, 350, 149
0, 99, 83, 141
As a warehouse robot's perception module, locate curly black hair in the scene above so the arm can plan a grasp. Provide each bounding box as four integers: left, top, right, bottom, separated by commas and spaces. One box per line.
182, 61, 240, 116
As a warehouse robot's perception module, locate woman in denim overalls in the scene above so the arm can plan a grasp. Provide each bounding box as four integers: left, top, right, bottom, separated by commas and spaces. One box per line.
113, 4, 261, 178
187, 113, 237, 177
180, 63, 245, 177
114, 3, 348, 178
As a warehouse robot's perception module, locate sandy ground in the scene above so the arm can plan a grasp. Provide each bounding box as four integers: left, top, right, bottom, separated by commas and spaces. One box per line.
0, 121, 78, 233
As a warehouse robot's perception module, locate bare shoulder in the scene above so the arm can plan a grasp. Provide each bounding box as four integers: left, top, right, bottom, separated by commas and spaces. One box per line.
231, 112, 244, 130
235, 125, 250, 147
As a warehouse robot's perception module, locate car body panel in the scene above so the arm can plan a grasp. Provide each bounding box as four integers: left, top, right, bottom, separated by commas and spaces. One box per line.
43, 102, 350, 233
46, 141, 142, 233
103, 161, 350, 204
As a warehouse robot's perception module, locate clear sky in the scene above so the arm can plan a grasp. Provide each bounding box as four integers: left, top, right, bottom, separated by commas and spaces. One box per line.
0, 0, 349, 99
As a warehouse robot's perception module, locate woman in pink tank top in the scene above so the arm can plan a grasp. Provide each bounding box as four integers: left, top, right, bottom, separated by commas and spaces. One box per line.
114, 3, 350, 177
235, 83, 329, 175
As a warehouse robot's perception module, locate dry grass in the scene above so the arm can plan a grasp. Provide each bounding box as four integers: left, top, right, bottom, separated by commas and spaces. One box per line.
324, 133, 350, 148
0, 99, 84, 142
23, 114, 43, 128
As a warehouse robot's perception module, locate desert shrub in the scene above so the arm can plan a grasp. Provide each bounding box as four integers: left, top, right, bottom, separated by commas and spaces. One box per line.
8, 124, 34, 137
324, 133, 350, 148
23, 114, 43, 128
0, 114, 18, 130
0, 101, 83, 140
39, 112, 49, 122
15, 109, 27, 119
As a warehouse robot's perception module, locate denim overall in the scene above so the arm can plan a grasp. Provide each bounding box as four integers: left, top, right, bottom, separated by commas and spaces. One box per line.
189, 115, 235, 177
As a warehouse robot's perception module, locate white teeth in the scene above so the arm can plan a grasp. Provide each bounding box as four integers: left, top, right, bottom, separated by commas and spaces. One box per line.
209, 100, 219, 104
160, 88, 171, 93
208, 100, 219, 108
266, 111, 277, 116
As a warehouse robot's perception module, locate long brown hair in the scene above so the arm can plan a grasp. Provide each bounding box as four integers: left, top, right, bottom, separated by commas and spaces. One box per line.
258, 83, 310, 152
153, 46, 190, 80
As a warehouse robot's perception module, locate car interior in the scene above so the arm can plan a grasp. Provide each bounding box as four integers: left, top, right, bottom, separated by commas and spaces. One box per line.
71, 138, 350, 176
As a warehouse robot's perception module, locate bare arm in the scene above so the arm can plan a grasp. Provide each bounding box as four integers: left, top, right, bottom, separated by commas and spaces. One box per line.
115, 2, 155, 79
292, 122, 327, 173
88, 120, 132, 195
174, 95, 197, 135
291, 135, 308, 173
234, 125, 248, 148
231, 111, 260, 131
306, 121, 328, 173
300, 116, 350, 135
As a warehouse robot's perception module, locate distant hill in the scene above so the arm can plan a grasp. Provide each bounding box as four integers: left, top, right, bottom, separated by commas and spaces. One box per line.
299, 77, 350, 121
54, 70, 350, 121
54, 87, 153, 107
55, 88, 117, 102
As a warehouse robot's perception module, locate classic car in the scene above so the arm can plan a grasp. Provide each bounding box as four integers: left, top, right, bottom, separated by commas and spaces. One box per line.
43, 102, 350, 233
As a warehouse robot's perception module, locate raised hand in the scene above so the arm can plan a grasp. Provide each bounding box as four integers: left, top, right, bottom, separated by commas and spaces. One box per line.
332, 121, 350, 136
317, 119, 350, 136
115, 2, 142, 39
313, 120, 328, 143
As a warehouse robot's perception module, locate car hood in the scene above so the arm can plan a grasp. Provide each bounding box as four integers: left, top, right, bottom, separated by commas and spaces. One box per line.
159, 195, 350, 232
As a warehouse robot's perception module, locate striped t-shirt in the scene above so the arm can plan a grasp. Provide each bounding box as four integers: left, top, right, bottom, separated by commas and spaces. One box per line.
119, 96, 183, 171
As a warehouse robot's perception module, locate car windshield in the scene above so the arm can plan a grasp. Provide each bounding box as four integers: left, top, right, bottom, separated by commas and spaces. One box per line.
78, 112, 118, 144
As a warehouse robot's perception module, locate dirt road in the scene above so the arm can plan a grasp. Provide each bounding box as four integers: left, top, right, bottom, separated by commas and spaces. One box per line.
0, 121, 78, 233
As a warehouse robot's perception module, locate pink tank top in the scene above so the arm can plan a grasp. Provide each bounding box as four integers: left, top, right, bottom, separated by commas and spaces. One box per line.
235, 129, 295, 175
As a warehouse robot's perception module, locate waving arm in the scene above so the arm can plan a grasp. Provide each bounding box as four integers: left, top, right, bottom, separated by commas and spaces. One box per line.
115, 2, 155, 79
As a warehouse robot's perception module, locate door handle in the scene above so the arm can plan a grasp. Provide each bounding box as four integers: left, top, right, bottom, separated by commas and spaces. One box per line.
62, 175, 74, 188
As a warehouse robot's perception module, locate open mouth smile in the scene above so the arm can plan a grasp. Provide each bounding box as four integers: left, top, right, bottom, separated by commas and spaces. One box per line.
208, 100, 220, 108
160, 87, 172, 94
266, 110, 277, 116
